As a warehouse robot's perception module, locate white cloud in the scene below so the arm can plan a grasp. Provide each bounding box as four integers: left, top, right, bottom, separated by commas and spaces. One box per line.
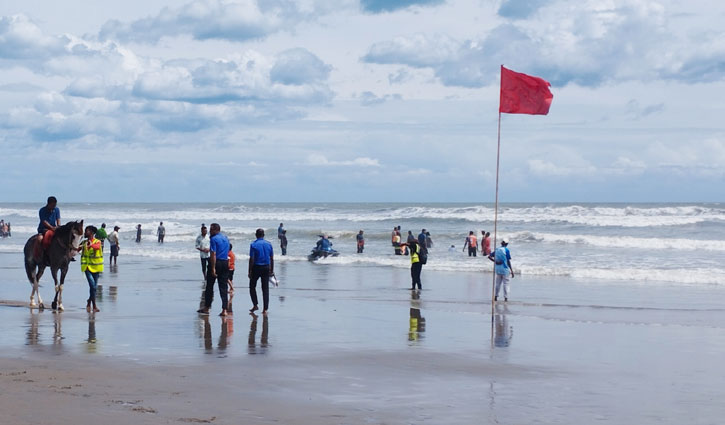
304, 153, 381, 167
363, 0, 725, 87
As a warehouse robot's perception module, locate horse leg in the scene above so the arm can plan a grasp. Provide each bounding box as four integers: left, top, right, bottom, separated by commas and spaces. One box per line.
36, 266, 46, 309
57, 267, 68, 311
51, 268, 60, 311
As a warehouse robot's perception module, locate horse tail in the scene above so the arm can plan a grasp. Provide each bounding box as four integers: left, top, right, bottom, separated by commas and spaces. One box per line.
23, 236, 39, 285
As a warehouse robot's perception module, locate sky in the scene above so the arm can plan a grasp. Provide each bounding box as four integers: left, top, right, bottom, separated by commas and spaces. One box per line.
0, 0, 723, 203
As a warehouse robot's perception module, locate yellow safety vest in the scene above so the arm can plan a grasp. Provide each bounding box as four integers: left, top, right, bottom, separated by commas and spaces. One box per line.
81, 237, 104, 273
410, 246, 420, 264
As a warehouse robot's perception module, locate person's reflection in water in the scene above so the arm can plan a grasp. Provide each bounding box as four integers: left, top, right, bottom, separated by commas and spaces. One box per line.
493, 304, 513, 348
108, 286, 118, 302
408, 291, 426, 342
26, 311, 39, 346
247, 313, 269, 355
218, 317, 232, 352
201, 316, 213, 352
86, 317, 98, 354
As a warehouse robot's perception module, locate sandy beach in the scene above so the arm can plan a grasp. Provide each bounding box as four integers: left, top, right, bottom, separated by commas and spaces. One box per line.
2, 247, 725, 425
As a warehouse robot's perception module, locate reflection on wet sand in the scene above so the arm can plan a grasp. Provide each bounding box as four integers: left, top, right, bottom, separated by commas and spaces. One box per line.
86, 317, 97, 354
493, 304, 513, 348
26, 312, 39, 346
248, 313, 269, 355
409, 290, 426, 342
200, 316, 233, 354
108, 286, 118, 302
53, 312, 63, 345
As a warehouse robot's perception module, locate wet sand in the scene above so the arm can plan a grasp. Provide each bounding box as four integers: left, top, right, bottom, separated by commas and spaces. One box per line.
2, 250, 725, 424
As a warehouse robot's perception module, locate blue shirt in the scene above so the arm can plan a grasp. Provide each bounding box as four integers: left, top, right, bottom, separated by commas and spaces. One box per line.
418, 232, 426, 245
209, 233, 230, 260
250, 238, 273, 265
38, 206, 60, 233
320, 238, 332, 251
494, 246, 511, 275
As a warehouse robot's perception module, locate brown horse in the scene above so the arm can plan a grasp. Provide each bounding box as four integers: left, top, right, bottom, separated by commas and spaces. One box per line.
23, 220, 84, 310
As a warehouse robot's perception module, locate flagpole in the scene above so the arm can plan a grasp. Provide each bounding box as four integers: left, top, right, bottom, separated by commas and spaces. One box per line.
491, 110, 501, 323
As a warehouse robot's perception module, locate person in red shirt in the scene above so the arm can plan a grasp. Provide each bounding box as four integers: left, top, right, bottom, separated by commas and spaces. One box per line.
228, 244, 236, 295
483, 231, 492, 256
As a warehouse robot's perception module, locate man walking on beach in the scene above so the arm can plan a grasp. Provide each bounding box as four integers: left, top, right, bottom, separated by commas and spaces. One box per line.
136, 224, 142, 243
249, 228, 274, 315
489, 238, 514, 302
195, 225, 210, 280
198, 223, 231, 317
107, 226, 120, 265
80, 225, 103, 312
157, 222, 166, 243
357, 230, 365, 253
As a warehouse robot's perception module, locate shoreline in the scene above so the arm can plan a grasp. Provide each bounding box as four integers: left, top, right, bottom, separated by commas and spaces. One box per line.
2, 252, 725, 424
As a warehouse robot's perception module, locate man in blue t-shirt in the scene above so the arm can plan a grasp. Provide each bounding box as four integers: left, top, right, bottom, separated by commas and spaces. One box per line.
37, 196, 61, 257
489, 238, 514, 302
248, 228, 274, 315
198, 223, 231, 317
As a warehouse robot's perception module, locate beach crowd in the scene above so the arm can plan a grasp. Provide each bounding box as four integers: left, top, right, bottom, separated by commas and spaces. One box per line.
27, 197, 515, 317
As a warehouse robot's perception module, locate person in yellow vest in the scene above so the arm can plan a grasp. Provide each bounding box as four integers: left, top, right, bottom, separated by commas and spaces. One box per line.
403, 240, 423, 290
79, 225, 104, 312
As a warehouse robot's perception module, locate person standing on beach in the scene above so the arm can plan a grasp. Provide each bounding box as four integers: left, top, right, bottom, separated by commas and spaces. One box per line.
136, 224, 142, 243
248, 228, 274, 315
277, 223, 285, 240
463, 231, 478, 257
489, 238, 514, 302
157, 222, 165, 243
198, 223, 230, 317
95, 223, 108, 251
280, 229, 288, 256
80, 225, 103, 313
482, 231, 492, 256
393, 230, 402, 255
195, 225, 210, 280
425, 231, 433, 250
228, 244, 236, 294
405, 241, 423, 290
391, 227, 397, 247
107, 226, 120, 265
357, 230, 365, 253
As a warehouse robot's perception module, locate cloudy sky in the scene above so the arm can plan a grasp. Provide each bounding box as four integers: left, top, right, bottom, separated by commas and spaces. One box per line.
0, 0, 723, 202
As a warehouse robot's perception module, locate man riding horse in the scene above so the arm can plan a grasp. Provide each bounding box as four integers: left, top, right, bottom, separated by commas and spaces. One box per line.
36, 196, 62, 261
24, 196, 83, 310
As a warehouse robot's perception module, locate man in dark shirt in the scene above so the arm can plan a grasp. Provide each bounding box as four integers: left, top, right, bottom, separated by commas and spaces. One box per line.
198, 223, 231, 317
37, 196, 61, 256
248, 228, 274, 315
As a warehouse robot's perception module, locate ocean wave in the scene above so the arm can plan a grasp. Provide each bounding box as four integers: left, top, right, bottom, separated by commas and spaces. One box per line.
3, 204, 723, 227
509, 231, 725, 252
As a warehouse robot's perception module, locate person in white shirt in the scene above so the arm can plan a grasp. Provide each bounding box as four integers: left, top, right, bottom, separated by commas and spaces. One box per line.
195, 225, 211, 280
107, 226, 120, 265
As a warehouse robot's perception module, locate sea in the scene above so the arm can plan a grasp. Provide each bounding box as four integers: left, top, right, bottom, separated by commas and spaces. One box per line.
1, 202, 723, 287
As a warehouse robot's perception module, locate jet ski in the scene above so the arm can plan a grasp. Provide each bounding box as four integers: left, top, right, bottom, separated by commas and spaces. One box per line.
308, 235, 339, 261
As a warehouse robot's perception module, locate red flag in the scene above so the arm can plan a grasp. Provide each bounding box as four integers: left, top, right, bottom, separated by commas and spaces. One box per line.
499, 65, 553, 115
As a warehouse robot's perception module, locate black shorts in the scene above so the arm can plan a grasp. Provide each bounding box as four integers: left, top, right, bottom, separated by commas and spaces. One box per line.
228, 270, 235, 281
110, 244, 119, 257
